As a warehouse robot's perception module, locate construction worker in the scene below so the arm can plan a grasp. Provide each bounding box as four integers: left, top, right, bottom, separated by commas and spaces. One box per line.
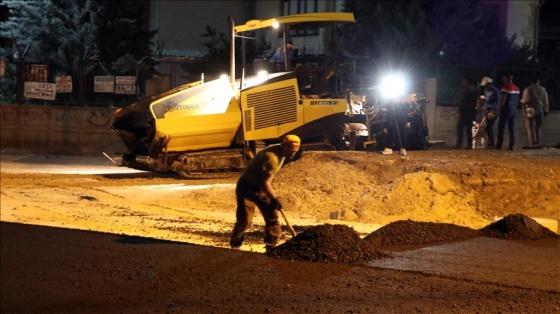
521, 78, 549, 147
230, 135, 301, 250
455, 77, 478, 149
269, 38, 295, 71
480, 77, 500, 148
496, 74, 520, 150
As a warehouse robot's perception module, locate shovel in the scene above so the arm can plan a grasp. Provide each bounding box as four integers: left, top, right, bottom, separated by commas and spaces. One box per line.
278, 206, 297, 237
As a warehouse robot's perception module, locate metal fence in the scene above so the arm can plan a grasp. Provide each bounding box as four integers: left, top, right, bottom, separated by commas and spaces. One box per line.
2, 58, 234, 108
3, 58, 559, 110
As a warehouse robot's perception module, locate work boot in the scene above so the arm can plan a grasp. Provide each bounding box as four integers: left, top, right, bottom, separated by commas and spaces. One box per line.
265, 244, 276, 254
230, 245, 242, 250
381, 148, 393, 155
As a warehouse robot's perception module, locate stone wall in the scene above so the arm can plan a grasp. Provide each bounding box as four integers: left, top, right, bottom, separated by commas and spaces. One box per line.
431, 106, 560, 148
0, 105, 125, 155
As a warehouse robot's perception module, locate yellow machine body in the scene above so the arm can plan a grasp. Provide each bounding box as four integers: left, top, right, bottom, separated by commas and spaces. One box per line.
240, 73, 348, 141
111, 12, 360, 176
148, 78, 242, 152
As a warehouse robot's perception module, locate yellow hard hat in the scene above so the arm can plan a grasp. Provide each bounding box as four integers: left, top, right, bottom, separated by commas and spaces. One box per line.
282, 134, 301, 147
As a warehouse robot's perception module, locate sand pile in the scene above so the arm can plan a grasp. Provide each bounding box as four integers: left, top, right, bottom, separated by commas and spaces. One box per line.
275, 152, 377, 220
363, 220, 479, 247
480, 214, 559, 240
267, 224, 388, 264
274, 152, 489, 228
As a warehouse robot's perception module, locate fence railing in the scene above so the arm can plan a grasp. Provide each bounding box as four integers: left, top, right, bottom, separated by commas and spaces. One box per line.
434, 63, 559, 110
3, 57, 559, 110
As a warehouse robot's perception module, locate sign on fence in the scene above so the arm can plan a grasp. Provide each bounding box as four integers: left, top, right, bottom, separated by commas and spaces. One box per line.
94, 76, 114, 93
24, 82, 56, 100
115, 76, 135, 85
115, 84, 136, 94
115, 76, 136, 94
55, 76, 73, 93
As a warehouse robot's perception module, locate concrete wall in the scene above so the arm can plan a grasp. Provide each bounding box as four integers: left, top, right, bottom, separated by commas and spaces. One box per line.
424, 77, 560, 147
0, 105, 125, 154
430, 106, 560, 148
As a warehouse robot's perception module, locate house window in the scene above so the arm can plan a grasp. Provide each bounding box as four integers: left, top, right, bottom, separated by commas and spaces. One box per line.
281, 0, 320, 37
282, 0, 319, 15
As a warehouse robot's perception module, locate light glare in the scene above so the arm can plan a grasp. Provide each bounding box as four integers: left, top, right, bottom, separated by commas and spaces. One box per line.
380, 74, 407, 99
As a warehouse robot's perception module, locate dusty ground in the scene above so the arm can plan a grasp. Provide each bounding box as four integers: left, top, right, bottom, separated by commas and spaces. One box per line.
1, 148, 559, 312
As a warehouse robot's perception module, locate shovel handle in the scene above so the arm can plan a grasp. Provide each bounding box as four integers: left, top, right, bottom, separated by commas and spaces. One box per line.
278, 207, 297, 237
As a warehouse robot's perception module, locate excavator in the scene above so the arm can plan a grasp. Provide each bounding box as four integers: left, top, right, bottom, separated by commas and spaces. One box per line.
109, 12, 368, 177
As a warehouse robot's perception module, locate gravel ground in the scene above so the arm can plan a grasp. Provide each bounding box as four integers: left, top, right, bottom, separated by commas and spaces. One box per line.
1, 149, 559, 312
2, 222, 559, 314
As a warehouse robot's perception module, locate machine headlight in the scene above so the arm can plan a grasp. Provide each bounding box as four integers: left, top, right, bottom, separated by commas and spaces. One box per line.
379, 74, 408, 100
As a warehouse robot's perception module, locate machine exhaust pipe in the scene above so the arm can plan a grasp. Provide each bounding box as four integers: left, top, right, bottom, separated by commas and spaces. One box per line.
228, 16, 235, 88
135, 155, 153, 165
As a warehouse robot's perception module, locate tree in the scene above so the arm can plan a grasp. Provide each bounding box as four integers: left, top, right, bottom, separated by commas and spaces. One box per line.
0, 0, 156, 77
428, 0, 523, 67
340, 0, 436, 83
92, 0, 157, 74
0, 0, 97, 75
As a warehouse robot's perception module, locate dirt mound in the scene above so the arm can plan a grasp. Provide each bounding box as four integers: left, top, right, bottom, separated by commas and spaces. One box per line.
274, 152, 490, 228
363, 220, 480, 247
267, 224, 388, 264
480, 214, 559, 240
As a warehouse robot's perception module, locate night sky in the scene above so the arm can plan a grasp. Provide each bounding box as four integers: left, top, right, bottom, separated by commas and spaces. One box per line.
540, 0, 560, 27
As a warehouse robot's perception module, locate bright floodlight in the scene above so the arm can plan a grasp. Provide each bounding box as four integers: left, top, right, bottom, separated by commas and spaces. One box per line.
219, 74, 228, 80
257, 70, 268, 78
272, 21, 279, 29
379, 74, 407, 99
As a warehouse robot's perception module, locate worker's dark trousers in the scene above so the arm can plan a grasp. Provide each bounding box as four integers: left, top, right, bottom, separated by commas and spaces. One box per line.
456, 114, 475, 148
496, 112, 516, 149
486, 118, 496, 147
230, 179, 281, 248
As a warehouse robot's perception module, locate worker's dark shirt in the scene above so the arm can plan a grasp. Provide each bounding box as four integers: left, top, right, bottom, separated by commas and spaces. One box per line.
458, 85, 478, 117
239, 145, 285, 188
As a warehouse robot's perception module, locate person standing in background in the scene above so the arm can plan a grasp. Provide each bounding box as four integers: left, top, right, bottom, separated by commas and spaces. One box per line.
455, 77, 478, 149
479, 77, 500, 148
521, 78, 550, 147
496, 74, 520, 150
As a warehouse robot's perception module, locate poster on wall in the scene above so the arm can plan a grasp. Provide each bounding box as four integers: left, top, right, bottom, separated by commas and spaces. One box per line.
94, 76, 114, 93
55, 76, 73, 93
24, 82, 56, 100
115, 76, 136, 94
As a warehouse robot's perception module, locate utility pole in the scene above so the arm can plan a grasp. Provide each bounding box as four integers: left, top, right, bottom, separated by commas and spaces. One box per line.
533, 0, 547, 61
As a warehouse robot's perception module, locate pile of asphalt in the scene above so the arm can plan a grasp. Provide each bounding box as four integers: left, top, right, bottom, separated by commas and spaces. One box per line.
480, 214, 559, 240
363, 220, 480, 247
267, 224, 388, 264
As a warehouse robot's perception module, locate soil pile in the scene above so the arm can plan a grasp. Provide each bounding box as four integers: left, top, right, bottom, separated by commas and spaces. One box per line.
480, 214, 559, 240
274, 152, 490, 228
364, 220, 480, 247
267, 224, 388, 264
